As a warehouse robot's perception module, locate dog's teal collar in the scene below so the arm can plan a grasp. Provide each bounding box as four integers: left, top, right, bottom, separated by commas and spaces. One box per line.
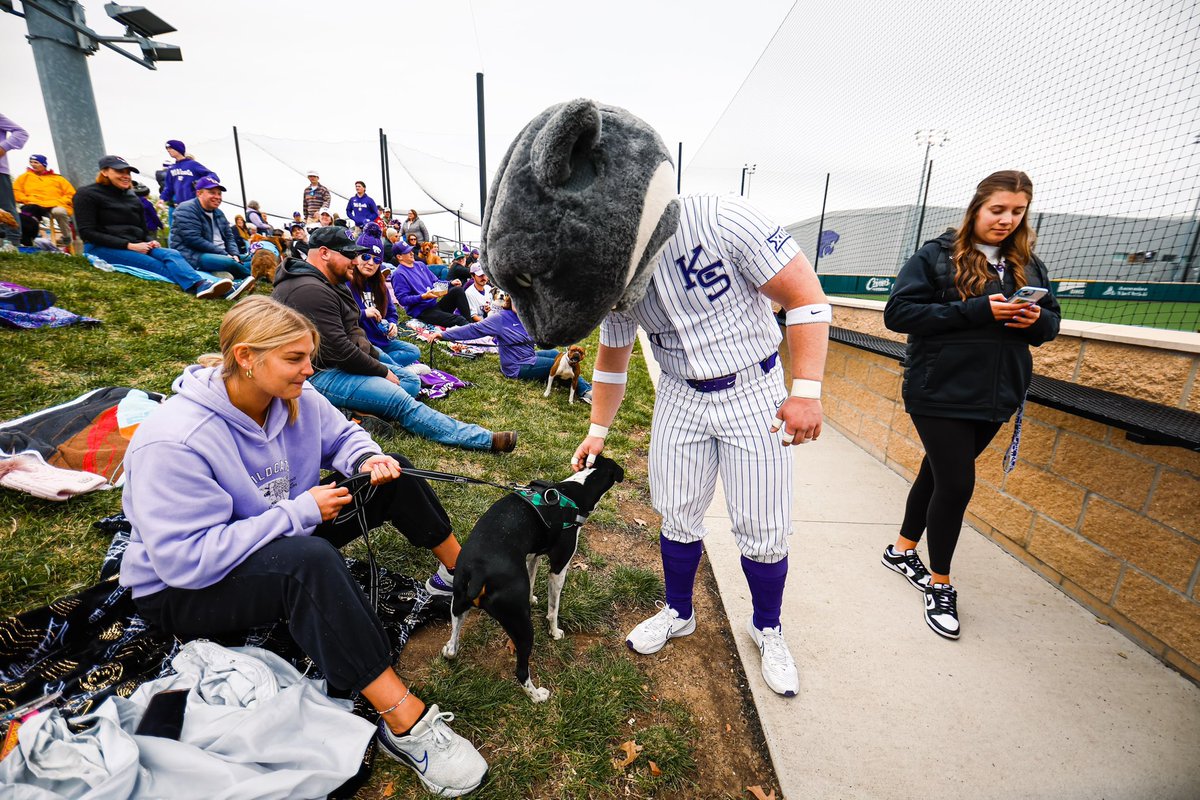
517, 485, 585, 530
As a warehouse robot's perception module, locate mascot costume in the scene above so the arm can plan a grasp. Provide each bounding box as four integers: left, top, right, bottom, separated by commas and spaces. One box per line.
481, 98, 680, 347
483, 99, 833, 699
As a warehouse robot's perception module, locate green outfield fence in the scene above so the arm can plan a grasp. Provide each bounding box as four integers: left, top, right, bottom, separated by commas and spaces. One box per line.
821, 276, 1200, 333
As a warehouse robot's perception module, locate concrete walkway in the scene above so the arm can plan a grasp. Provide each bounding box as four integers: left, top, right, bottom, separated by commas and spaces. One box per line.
637, 335, 1200, 800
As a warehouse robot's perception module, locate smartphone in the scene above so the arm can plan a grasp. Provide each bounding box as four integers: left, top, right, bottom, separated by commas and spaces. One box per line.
1007, 286, 1048, 305
135, 689, 188, 740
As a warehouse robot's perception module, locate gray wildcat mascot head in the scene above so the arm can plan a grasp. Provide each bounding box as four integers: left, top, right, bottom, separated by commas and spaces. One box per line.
481, 99, 680, 347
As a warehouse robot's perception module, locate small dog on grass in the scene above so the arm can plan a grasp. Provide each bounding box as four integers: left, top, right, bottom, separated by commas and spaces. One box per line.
441, 455, 624, 702
544, 345, 586, 404
248, 234, 283, 285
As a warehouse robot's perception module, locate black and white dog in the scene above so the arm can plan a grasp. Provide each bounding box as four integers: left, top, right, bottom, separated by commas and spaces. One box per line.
441, 456, 624, 701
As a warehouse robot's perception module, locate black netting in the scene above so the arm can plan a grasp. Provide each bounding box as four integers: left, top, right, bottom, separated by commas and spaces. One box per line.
685, 0, 1200, 332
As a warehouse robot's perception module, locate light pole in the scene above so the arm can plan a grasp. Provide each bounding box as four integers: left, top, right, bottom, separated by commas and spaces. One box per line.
3, 1, 182, 188
912, 129, 948, 253
1177, 133, 1200, 282
741, 163, 757, 198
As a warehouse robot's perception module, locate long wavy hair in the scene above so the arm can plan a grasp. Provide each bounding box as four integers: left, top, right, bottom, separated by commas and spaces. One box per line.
349, 256, 390, 315
197, 297, 319, 423
951, 170, 1035, 299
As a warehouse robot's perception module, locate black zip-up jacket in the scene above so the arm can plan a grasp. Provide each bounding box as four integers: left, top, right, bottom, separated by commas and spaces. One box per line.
884, 230, 1060, 422
74, 182, 151, 249
272, 258, 389, 378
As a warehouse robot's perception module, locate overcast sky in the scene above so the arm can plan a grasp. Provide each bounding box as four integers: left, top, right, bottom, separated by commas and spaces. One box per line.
2, 0, 794, 240
4, 0, 1196, 243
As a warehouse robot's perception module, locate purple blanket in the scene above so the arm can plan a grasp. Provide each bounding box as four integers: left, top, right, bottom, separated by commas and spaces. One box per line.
0, 281, 99, 329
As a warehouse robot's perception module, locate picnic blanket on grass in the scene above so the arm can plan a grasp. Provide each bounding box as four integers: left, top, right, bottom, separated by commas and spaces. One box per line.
0, 515, 449, 798
0, 282, 99, 330
0, 388, 164, 491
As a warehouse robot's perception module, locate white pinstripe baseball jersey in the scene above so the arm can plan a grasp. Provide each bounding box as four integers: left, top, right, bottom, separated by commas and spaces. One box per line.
600, 194, 801, 381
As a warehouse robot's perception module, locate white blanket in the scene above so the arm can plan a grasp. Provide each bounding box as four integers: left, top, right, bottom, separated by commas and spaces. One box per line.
0, 641, 375, 799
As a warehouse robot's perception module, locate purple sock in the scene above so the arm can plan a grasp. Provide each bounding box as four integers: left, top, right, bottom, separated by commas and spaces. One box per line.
741, 555, 788, 630
660, 535, 703, 620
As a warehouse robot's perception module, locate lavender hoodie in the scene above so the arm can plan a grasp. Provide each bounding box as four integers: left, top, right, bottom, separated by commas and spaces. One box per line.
120, 365, 380, 597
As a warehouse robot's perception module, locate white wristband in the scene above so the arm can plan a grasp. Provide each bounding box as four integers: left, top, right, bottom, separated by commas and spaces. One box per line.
791, 379, 822, 399
588, 423, 610, 439
592, 369, 627, 385
785, 303, 833, 325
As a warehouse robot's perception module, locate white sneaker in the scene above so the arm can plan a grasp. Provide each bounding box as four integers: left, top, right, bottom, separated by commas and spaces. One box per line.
375, 704, 488, 797
625, 601, 695, 655
746, 619, 799, 697
924, 583, 961, 640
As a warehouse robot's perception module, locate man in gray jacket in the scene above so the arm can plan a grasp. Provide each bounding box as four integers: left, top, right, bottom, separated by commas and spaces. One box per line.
169, 176, 252, 279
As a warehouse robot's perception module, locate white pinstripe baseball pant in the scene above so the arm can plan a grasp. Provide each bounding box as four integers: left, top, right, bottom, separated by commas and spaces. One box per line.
649, 362, 794, 563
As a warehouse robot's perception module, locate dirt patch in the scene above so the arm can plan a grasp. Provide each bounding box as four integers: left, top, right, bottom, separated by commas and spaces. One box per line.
398, 452, 779, 799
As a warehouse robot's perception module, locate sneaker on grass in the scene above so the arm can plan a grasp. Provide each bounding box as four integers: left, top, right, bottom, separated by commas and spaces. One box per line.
626, 601, 695, 655
747, 619, 799, 697
195, 277, 234, 299
375, 705, 488, 798
425, 563, 454, 596
881, 544, 932, 590
225, 276, 257, 301
924, 582, 960, 640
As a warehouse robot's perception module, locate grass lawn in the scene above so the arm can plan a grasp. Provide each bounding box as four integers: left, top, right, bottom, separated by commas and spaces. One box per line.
829, 294, 1200, 332
0, 251, 750, 798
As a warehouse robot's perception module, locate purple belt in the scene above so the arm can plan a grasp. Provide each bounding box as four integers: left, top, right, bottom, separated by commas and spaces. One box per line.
685, 352, 778, 392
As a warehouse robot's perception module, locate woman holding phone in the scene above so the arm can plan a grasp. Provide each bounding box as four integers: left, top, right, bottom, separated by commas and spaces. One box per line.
882, 170, 1060, 639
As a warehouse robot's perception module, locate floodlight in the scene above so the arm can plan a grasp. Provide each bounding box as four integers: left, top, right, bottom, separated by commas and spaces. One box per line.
140, 39, 182, 62
104, 3, 175, 37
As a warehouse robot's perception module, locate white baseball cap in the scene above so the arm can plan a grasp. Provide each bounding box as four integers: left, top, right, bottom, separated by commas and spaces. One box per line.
306, 170, 319, 177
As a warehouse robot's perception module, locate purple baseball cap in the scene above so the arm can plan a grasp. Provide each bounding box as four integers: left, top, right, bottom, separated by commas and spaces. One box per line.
29, 154, 48, 167
394, 241, 414, 255
193, 175, 227, 191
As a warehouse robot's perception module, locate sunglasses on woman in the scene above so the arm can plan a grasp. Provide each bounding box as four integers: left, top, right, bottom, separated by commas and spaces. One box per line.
358, 254, 383, 265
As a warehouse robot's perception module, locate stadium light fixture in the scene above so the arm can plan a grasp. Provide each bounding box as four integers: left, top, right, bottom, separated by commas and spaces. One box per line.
104, 3, 175, 37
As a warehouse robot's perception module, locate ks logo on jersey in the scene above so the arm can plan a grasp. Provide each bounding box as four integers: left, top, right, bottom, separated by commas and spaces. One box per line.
675, 245, 731, 302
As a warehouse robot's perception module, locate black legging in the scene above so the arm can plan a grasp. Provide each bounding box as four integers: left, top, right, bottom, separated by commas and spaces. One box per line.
416, 286, 474, 327
898, 415, 1003, 576
133, 453, 451, 693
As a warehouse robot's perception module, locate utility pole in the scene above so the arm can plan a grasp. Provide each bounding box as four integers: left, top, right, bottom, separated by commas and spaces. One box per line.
6, 0, 182, 188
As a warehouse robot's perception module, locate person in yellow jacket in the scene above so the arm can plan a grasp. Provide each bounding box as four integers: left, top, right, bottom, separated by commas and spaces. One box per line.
13, 154, 74, 246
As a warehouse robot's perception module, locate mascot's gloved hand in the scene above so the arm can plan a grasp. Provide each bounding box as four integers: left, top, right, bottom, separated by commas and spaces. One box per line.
481, 98, 681, 347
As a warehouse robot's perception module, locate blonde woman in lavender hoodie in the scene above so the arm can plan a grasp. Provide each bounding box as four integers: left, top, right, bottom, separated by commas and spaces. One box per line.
119, 296, 487, 797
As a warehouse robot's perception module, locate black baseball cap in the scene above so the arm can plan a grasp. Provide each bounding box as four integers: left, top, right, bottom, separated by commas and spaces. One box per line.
98, 155, 139, 172
309, 226, 367, 257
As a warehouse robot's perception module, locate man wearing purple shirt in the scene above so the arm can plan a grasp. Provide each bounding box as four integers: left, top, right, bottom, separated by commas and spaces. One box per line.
0, 113, 30, 247
389, 241, 477, 326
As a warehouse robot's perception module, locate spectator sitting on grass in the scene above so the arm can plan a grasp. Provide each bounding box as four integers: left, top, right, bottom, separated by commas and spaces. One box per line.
390, 240, 478, 326
462, 264, 492, 319
75, 155, 253, 300
133, 182, 163, 240
289, 223, 310, 259
14, 154, 74, 247
272, 226, 516, 453
446, 250, 471, 285
347, 223, 422, 377
246, 200, 272, 234
431, 290, 592, 403
234, 214, 253, 242
169, 175, 253, 281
